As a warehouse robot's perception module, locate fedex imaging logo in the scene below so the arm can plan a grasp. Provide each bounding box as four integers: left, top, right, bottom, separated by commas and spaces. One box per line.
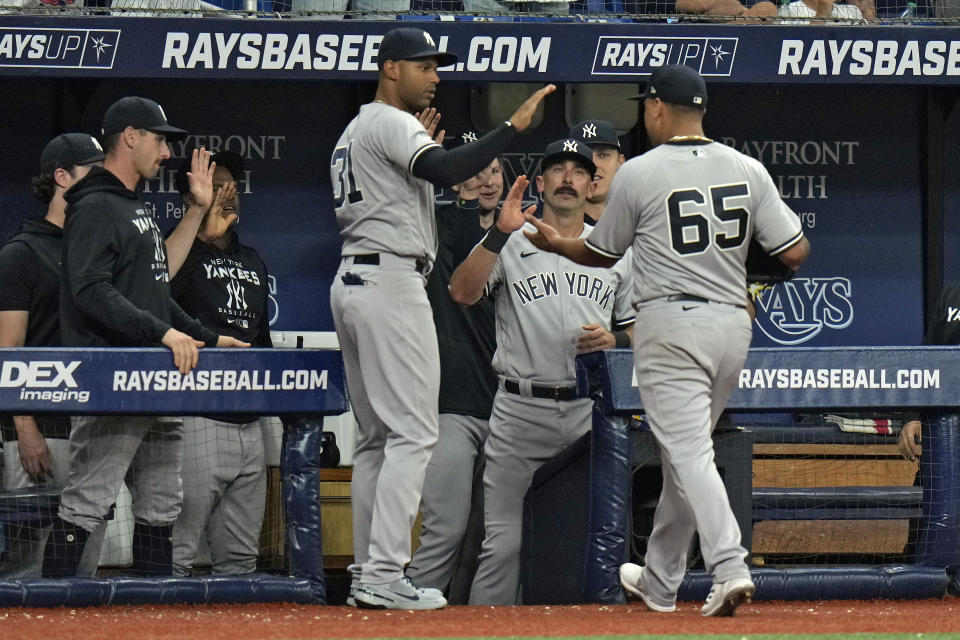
0, 360, 90, 404
592, 36, 737, 77
751, 277, 854, 346
0, 27, 120, 69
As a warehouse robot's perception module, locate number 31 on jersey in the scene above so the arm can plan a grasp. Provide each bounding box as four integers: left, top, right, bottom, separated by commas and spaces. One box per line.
332, 141, 364, 209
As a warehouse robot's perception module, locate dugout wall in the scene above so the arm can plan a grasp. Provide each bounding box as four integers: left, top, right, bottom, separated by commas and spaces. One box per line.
0, 18, 958, 346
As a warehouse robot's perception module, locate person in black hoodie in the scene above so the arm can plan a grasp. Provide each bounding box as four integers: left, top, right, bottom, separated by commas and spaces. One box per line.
165, 151, 272, 576
43, 97, 249, 578
0, 133, 107, 578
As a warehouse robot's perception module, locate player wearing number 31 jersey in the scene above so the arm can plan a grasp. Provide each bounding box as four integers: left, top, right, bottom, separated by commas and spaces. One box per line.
525, 65, 810, 617
329, 27, 555, 610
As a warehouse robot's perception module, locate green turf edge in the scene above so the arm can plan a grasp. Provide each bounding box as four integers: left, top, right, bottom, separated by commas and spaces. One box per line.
332, 635, 960, 640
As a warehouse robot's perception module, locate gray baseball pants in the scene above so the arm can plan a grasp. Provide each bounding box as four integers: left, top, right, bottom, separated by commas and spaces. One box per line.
172, 417, 266, 576
633, 298, 752, 607
330, 260, 440, 585
1, 438, 104, 578
59, 415, 184, 533
469, 389, 593, 605
406, 412, 488, 591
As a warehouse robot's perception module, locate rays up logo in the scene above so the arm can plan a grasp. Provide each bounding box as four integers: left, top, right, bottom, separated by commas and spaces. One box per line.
591, 36, 737, 78
751, 277, 853, 345
0, 27, 120, 69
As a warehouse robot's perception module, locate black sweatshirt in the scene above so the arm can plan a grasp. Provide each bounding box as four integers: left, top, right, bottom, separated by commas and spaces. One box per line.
0, 217, 72, 441
60, 166, 218, 348
171, 230, 272, 348
426, 198, 497, 419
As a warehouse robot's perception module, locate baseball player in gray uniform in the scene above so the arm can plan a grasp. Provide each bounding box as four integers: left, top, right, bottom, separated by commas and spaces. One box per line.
449, 139, 634, 605
525, 65, 810, 616
329, 27, 554, 610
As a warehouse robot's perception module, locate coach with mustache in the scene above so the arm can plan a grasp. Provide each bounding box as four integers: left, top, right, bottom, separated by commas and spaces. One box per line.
449, 139, 635, 604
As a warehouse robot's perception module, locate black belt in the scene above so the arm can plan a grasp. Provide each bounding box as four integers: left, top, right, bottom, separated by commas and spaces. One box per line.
665, 293, 745, 310
503, 379, 578, 401
667, 294, 710, 304
350, 253, 430, 275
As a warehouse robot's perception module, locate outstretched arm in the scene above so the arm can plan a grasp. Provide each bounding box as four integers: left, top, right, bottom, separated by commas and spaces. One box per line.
449, 175, 536, 306
412, 85, 556, 187
165, 148, 216, 278
523, 216, 618, 268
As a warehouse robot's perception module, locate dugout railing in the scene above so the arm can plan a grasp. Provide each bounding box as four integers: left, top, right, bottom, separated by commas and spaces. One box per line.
0, 347, 347, 607
2, 347, 958, 606
569, 347, 960, 603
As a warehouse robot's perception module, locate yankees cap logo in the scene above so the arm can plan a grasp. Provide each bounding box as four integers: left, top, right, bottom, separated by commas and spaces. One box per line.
581, 123, 598, 139
423, 32, 436, 47
91, 136, 104, 152
562, 139, 579, 153
461, 131, 478, 144
157, 103, 169, 123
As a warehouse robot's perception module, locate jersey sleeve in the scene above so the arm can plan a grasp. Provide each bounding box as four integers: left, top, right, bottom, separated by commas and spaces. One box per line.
611, 248, 636, 329
485, 251, 505, 297
748, 158, 804, 255
371, 108, 440, 174
585, 162, 642, 259
0, 242, 36, 311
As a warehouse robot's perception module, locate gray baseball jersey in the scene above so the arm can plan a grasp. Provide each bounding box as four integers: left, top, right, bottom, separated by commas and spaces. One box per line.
586, 140, 803, 307
329, 101, 443, 592
486, 224, 634, 383
592, 138, 805, 608
332, 102, 441, 261
469, 223, 634, 605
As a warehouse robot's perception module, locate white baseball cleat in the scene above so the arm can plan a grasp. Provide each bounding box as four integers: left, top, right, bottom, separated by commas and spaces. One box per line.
701, 577, 755, 617
354, 576, 447, 610
619, 563, 677, 612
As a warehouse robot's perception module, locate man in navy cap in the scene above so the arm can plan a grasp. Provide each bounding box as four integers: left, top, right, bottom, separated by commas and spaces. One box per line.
166, 151, 272, 578
330, 27, 553, 609
568, 119, 627, 224
449, 139, 634, 605
43, 97, 250, 578
0, 133, 107, 578
524, 64, 809, 616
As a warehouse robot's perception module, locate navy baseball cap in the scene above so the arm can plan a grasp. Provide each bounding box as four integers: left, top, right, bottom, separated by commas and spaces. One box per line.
541, 138, 596, 177
447, 130, 480, 149
101, 96, 188, 140
174, 150, 244, 195
40, 133, 104, 175
569, 120, 621, 150
632, 64, 708, 108
377, 28, 457, 69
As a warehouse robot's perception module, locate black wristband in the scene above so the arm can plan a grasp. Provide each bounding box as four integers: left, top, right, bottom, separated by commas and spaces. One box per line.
481, 226, 511, 254
613, 330, 631, 349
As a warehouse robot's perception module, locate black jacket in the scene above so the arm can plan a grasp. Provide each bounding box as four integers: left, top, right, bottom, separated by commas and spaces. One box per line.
60, 166, 218, 348
0, 217, 64, 347
0, 217, 71, 441
427, 198, 497, 419
924, 282, 960, 346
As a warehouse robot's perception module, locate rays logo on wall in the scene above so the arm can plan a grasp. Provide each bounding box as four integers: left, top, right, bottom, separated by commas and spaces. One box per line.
750, 277, 853, 345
